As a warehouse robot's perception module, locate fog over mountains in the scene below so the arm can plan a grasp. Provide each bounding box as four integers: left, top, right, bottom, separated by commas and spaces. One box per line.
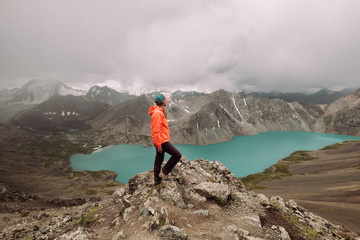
0, 79, 359, 144
247, 88, 355, 104
9, 79, 85, 104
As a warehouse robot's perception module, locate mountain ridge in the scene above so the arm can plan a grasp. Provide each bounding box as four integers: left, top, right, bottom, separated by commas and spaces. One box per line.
1, 80, 138, 131
88, 89, 326, 145
321, 88, 360, 136
12, 87, 358, 145
248, 88, 355, 104
0, 79, 86, 123
1, 79, 360, 144
85, 85, 137, 106
11, 95, 111, 132
8, 79, 85, 104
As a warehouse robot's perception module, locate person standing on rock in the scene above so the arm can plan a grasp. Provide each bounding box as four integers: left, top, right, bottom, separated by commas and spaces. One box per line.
149, 94, 182, 186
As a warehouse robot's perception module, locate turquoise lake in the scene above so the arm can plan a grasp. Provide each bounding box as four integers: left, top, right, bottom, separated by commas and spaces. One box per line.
70, 131, 360, 183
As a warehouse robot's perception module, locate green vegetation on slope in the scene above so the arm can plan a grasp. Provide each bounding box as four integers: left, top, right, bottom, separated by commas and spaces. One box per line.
24, 136, 91, 168
74, 205, 102, 226
26, 137, 88, 157
320, 140, 355, 150
323, 115, 333, 126
241, 151, 317, 189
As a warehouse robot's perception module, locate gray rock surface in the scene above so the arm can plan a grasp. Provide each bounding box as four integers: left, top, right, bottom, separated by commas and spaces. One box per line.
1, 156, 359, 240
193, 182, 230, 205
159, 225, 188, 240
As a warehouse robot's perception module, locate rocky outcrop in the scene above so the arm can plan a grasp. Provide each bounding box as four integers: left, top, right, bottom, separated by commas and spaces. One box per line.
115, 157, 359, 239
1, 157, 359, 239
193, 182, 230, 205
159, 225, 188, 240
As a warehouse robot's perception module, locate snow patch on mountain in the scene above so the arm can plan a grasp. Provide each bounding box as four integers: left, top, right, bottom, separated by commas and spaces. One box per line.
232, 96, 243, 120
58, 85, 85, 96
8, 79, 85, 104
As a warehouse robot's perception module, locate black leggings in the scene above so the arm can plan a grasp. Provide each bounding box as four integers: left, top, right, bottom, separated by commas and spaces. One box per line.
154, 142, 181, 182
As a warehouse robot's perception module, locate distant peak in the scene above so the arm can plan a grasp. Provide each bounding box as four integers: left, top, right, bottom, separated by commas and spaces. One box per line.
88, 85, 115, 95
91, 85, 110, 89
25, 79, 63, 86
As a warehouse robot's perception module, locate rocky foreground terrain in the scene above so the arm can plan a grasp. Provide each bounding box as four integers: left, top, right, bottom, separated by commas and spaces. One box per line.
248, 140, 360, 234
1, 154, 359, 240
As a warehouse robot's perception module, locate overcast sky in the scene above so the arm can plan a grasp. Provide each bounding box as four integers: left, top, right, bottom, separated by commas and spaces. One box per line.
1, 0, 360, 94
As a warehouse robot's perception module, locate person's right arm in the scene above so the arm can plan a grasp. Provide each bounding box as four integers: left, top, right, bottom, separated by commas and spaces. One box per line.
152, 112, 163, 152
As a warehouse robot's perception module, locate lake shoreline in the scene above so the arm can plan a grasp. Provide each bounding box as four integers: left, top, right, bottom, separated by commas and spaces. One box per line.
0, 134, 124, 208
70, 131, 360, 183
243, 140, 360, 234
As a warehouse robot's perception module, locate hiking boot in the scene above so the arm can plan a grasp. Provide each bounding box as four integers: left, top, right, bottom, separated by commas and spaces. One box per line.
154, 181, 162, 187
159, 171, 170, 180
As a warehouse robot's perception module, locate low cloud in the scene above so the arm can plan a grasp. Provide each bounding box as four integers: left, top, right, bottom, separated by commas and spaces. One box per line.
1, 0, 359, 93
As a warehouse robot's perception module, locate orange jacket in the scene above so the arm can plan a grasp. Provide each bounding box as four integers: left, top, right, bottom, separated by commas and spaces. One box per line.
149, 106, 170, 148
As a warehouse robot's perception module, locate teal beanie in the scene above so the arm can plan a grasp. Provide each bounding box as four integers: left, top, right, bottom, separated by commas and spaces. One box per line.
154, 94, 166, 104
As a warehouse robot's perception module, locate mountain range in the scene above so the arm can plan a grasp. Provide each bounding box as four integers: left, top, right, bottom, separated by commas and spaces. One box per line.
1, 79, 359, 143
86, 89, 327, 145
8, 79, 85, 104
248, 88, 355, 104
0, 80, 135, 125
85, 85, 137, 106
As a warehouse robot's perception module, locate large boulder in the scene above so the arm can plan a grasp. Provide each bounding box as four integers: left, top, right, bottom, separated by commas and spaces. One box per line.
160, 181, 186, 208
159, 225, 188, 240
193, 182, 230, 205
